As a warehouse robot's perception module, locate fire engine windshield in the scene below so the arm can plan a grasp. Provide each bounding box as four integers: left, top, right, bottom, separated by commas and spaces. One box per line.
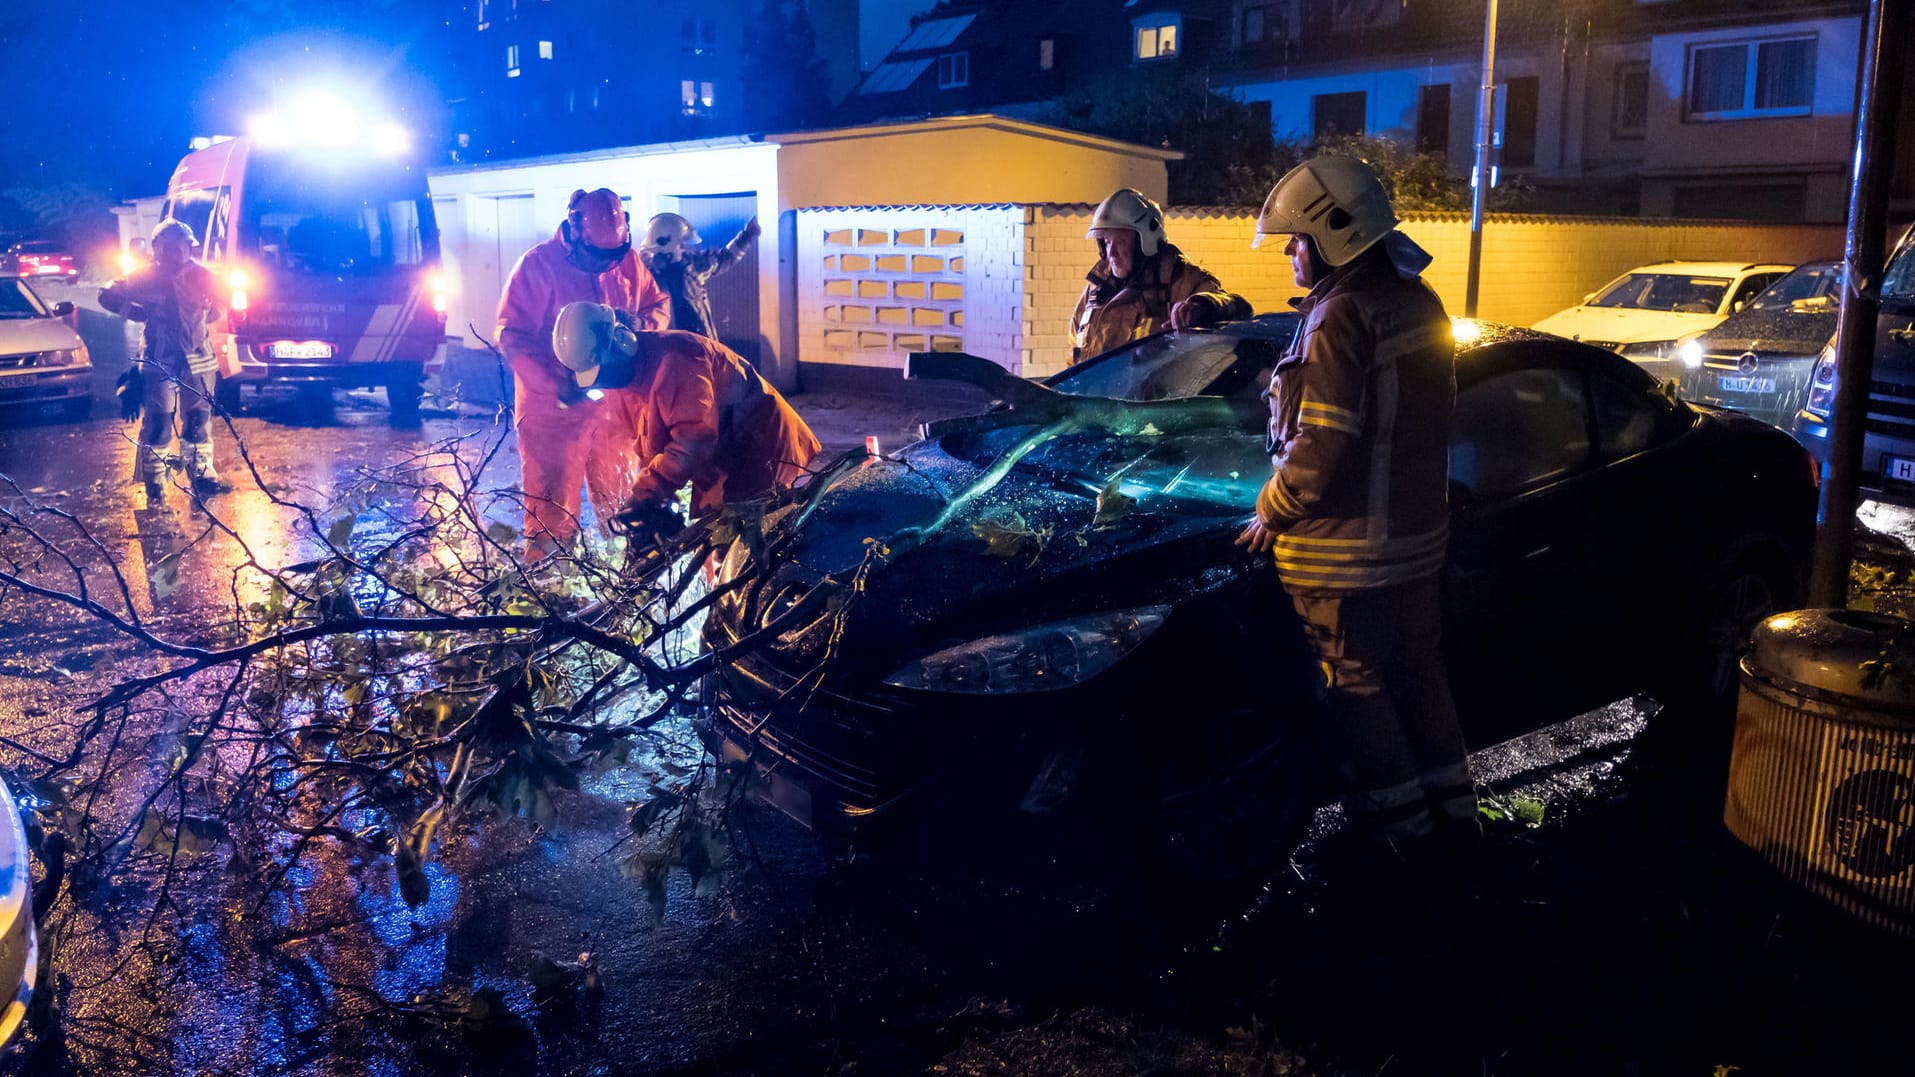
240, 157, 436, 275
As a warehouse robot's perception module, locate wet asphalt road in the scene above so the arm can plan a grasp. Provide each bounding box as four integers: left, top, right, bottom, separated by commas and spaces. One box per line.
1, 283, 1910, 1075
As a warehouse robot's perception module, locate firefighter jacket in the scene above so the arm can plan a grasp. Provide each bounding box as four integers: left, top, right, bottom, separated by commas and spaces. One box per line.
1070, 244, 1250, 363
618, 331, 823, 517
643, 232, 752, 339
496, 225, 671, 416
99, 261, 225, 377
1256, 246, 1454, 595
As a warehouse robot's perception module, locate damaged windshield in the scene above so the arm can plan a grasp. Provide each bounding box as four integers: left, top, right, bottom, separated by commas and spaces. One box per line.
1047, 322, 1293, 401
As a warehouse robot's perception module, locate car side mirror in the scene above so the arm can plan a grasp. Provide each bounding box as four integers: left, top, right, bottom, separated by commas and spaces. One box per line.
1733, 300, 1745, 312
51, 301, 75, 317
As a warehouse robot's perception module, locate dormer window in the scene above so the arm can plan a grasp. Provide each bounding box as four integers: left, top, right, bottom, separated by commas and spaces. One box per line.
938, 51, 970, 89
1135, 18, 1180, 61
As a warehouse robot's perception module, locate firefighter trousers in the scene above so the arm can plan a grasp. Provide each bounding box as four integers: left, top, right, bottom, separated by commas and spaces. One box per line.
1288, 576, 1478, 842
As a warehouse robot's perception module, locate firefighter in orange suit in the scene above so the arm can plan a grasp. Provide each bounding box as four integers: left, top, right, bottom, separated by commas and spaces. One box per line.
1235, 157, 1479, 856
496, 188, 671, 556
550, 305, 821, 538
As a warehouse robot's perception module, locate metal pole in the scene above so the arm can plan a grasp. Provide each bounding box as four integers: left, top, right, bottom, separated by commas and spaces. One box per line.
1809, 0, 1908, 607
1464, 0, 1499, 318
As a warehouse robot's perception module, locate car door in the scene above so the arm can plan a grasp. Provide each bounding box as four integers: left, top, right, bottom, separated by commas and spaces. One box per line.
1444, 354, 1607, 739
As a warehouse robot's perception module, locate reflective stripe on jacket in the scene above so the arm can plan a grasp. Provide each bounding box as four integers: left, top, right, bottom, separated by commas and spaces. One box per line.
1256, 247, 1454, 594
1069, 244, 1248, 363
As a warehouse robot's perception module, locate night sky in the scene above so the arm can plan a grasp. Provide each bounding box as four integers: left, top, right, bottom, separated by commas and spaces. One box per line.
0, 1, 444, 204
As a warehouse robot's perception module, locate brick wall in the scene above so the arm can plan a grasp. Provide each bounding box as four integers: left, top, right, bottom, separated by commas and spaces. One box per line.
795, 205, 1026, 374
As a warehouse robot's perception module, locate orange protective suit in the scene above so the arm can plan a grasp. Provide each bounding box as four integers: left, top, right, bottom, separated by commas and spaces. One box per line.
614, 332, 822, 517
496, 225, 670, 546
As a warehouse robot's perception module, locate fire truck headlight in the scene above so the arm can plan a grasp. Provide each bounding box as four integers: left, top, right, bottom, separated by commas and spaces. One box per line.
372, 123, 411, 157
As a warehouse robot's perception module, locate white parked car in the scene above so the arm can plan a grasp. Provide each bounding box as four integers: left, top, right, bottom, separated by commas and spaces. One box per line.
0, 275, 93, 421
1532, 262, 1793, 375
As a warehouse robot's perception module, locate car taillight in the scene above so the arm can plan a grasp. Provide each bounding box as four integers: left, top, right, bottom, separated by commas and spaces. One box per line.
429, 272, 449, 316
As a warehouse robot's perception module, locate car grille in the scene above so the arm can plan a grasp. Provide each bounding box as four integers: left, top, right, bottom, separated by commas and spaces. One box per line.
710, 659, 893, 806
1866, 379, 1915, 442
0, 352, 46, 371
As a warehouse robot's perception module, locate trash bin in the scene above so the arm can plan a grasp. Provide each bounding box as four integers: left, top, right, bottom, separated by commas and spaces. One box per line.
1726, 609, 1915, 937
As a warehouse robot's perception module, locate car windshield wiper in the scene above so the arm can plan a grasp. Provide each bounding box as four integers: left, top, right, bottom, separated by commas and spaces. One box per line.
905, 351, 1261, 440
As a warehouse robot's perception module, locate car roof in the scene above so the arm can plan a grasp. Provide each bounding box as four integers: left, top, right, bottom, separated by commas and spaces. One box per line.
1623, 261, 1793, 277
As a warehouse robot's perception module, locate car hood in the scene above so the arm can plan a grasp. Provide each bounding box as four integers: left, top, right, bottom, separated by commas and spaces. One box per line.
1696, 305, 1837, 359
0, 316, 81, 356
1531, 306, 1722, 344
732, 415, 1270, 685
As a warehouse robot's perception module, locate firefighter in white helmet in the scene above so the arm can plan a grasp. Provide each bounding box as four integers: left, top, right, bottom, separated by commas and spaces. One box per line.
1234, 156, 1479, 861
99, 218, 229, 504
1070, 188, 1249, 364
551, 304, 820, 537
640, 213, 761, 341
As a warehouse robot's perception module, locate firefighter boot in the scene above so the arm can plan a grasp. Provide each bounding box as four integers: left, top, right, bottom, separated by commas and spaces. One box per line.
138, 443, 170, 505
183, 440, 230, 498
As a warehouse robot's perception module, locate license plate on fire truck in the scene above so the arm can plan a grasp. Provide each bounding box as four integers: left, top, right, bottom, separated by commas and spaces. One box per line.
270, 342, 334, 359
1886, 455, 1915, 484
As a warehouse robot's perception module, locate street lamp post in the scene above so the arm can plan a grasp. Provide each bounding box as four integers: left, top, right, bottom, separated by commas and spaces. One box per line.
1808, 0, 1909, 607
1464, 0, 1499, 318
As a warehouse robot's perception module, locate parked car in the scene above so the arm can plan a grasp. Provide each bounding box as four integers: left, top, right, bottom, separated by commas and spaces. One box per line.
1, 241, 80, 284
1676, 261, 1842, 429
1796, 226, 1915, 503
0, 277, 93, 420
696, 317, 1818, 866
1533, 262, 1792, 375
0, 776, 40, 1049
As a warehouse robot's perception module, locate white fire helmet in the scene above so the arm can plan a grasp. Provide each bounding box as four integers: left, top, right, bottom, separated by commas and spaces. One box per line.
150, 217, 200, 251
552, 301, 637, 388
1253, 156, 1398, 266
643, 213, 702, 261
1086, 188, 1167, 258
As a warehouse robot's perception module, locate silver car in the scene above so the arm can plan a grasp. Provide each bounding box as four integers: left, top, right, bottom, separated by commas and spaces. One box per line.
0, 276, 93, 421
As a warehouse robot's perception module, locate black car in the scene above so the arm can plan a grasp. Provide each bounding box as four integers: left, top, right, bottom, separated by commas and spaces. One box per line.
1679, 260, 1841, 429
698, 318, 1818, 861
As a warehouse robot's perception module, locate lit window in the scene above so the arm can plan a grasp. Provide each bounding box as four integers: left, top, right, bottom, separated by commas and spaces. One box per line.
700, 81, 715, 108
477, 0, 489, 30
1687, 36, 1815, 120
1136, 21, 1178, 61
506, 44, 520, 76
539, 40, 553, 60
937, 52, 969, 89
681, 79, 696, 113
1039, 38, 1054, 70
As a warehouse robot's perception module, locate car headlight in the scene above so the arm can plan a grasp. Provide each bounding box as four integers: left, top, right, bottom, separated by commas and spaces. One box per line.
44, 347, 86, 367
1620, 339, 1676, 360
1803, 340, 1838, 419
1677, 339, 1704, 369
717, 535, 751, 584
882, 605, 1171, 695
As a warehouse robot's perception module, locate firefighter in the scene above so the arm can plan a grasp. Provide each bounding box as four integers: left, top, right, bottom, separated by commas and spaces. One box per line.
550, 303, 821, 538
1070, 188, 1250, 364
99, 218, 227, 503
1234, 157, 1480, 858
496, 188, 672, 556
640, 213, 760, 340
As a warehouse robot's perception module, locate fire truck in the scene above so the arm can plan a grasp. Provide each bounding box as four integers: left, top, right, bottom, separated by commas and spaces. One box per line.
160, 116, 448, 421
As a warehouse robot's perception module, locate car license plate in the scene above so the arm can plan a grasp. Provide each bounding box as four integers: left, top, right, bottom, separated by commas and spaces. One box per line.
1718, 376, 1776, 393
271, 342, 334, 359
1886, 455, 1915, 484
0, 372, 34, 388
